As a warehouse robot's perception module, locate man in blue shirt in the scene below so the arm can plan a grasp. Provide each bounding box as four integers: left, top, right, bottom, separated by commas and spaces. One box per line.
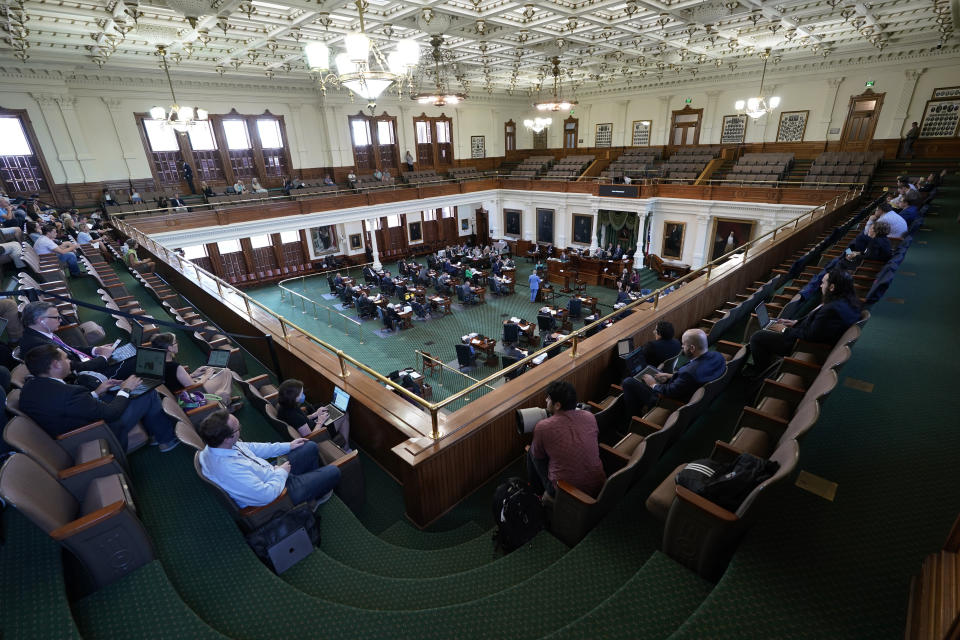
529, 270, 541, 303
197, 410, 340, 509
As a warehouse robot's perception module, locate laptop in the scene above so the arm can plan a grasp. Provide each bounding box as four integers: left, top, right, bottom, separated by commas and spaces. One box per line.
322, 386, 351, 424
126, 347, 167, 396
617, 338, 634, 357
110, 322, 144, 362
633, 365, 662, 380
206, 348, 231, 368
755, 302, 786, 333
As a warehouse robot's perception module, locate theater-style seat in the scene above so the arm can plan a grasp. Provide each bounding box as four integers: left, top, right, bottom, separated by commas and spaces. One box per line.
0, 453, 154, 589
194, 452, 295, 533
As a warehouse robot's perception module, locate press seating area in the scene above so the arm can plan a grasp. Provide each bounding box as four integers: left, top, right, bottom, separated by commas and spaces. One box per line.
507, 155, 555, 178
542, 155, 595, 180
447, 166, 483, 180
403, 170, 445, 185
803, 151, 883, 188
600, 149, 662, 180
660, 146, 723, 183
724, 153, 795, 185
353, 174, 396, 191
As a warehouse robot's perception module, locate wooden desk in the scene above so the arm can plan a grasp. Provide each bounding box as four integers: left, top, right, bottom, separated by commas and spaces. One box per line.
430, 296, 452, 316
471, 286, 487, 303
468, 336, 498, 366
568, 255, 632, 286
574, 295, 598, 313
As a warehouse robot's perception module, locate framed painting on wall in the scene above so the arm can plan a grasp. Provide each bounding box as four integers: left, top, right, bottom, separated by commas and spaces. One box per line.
349, 233, 362, 250
720, 115, 747, 144
309, 225, 338, 257
536, 208, 555, 245
709, 218, 755, 261
631, 120, 651, 146
461, 218, 470, 231
776, 110, 809, 142
661, 221, 685, 260
932, 86, 960, 99
919, 99, 960, 138
595, 123, 613, 148
504, 209, 522, 237
408, 221, 423, 243
470, 135, 486, 158
571, 214, 593, 245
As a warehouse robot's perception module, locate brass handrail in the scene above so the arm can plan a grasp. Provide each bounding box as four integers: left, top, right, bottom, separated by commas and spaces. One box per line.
114, 183, 862, 443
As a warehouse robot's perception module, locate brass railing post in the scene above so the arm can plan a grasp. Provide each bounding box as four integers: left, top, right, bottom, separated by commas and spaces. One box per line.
327, 307, 332, 326
430, 407, 440, 440
216, 278, 224, 298
337, 350, 349, 378
243, 295, 252, 317
279, 318, 288, 341
313, 301, 318, 319
653, 290, 661, 310
706, 263, 713, 280
569, 332, 579, 358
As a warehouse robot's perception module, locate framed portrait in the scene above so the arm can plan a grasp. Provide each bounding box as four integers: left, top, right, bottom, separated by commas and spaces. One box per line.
595, 123, 613, 148
571, 214, 593, 245
309, 225, 338, 257
776, 110, 809, 142
720, 114, 747, 144
536, 208, 555, 245
349, 233, 362, 250
919, 98, 960, 138
461, 218, 470, 232
504, 209, 522, 237
709, 218, 755, 261
470, 135, 486, 158
661, 221, 685, 260
408, 221, 423, 243
932, 86, 960, 99
631, 120, 651, 146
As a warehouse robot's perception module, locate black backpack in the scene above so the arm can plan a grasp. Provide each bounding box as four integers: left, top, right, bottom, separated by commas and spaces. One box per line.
491, 477, 543, 553
245, 505, 320, 570
676, 453, 780, 513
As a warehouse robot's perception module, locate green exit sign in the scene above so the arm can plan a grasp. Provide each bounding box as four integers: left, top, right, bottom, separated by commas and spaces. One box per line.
865, 80, 875, 87
685, 97, 692, 104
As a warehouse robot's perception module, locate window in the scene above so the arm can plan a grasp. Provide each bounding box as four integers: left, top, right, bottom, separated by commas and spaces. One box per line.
187, 121, 217, 151
441, 207, 454, 219
351, 119, 372, 146
415, 121, 431, 143
436, 121, 450, 144
386, 214, 402, 228
422, 210, 437, 221
257, 119, 283, 148
217, 239, 242, 254
250, 234, 272, 249
279, 229, 300, 243
223, 120, 251, 150
377, 120, 395, 145
143, 119, 180, 152
181, 244, 207, 260
0, 117, 32, 155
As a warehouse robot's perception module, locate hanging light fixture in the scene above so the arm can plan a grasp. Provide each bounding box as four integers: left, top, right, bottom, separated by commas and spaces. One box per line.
412, 35, 466, 106
523, 116, 552, 133
733, 49, 781, 119
533, 56, 577, 111
303, 0, 419, 108
148, 45, 208, 132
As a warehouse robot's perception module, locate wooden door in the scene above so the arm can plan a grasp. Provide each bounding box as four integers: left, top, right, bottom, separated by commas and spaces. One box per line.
414, 118, 434, 168
840, 90, 885, 152
475, 208, 489, 245
505, 120, 516, 152
670, 106, 702, 147
349, 116, 376, 170
563, 116, 578, 149
436, 117, 453, 168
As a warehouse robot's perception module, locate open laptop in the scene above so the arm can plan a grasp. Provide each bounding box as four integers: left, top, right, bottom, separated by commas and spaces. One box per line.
755, 302, 787, 333
322, 386, 351, 425
110, 322, 144, 362
617, 338, 634, 357
206, 348, 231, 368
126, 347, 167, 396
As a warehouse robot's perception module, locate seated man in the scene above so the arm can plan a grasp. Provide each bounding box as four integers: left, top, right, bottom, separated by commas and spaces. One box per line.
627, 321, 683, 374
197, 410, 340, 509
323, 175, 335, 186
527, 381, 605, 499
19, 301, 116, 376
897, 189, 922, 226
20, 344, 178, 452
865, 202, 907, 239
503, 342, 528, 361
34, 223, 82, 276
746, 268, 861, 375
621, 328, 726, 417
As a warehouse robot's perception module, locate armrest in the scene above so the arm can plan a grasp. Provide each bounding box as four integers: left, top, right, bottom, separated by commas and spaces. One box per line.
609, 383, 623, 393
57, 420, 111, 440
239, 489, 290, 517
599, 442, 630, 474
306, 428, 332, 443
182, 381, 205, 392
758, 378, 806, 405
792, 340, 830, 360
113, 295, 135, 302
50, 500, 127, 540
263, 391, 278, 404
208, 337, 230, 349
715, 340, 743, 356
556, 480, 597, 506
673, 486, 738, 522
185, 402, 221, 425
630, 415, 663, 437
780, 356, 821, 380
57, 323, 80, 331
57, 455, 124, 501
739, 405, 789, 429
58, 454, 118, 480
658, 396, 684, 411
329, 450, 359, 468
710, 439, 743, 462
246, 374, 271, 386
587, 400, 606, 413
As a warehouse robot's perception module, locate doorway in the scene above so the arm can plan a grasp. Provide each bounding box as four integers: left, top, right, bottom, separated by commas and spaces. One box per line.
840, 90, 885, 152
670, 106, 702, 146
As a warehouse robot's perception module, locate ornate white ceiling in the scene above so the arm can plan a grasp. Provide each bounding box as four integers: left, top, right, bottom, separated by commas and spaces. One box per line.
1, 0, 957, 98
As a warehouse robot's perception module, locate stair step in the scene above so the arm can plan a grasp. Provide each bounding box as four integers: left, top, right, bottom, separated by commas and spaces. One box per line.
73, 561, 227, 639
542, 552, 713, 640
282, 529, 568, 610
0, 509, 82, 640
378, 518, 486, 549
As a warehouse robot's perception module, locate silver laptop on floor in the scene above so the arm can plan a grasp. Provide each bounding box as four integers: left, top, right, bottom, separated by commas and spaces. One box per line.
755, 302, 786, 333
322, 386, 351, 424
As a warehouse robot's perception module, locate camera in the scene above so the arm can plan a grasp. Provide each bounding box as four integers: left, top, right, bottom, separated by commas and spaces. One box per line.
515, 407, 548, 435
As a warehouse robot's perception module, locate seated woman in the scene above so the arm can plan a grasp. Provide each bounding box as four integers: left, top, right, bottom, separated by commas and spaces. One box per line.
251, 177, 268, 194
276, 379, 351, 451
124, 238, 156, 273
146, 333, 234, 400
233, 179, 246, 194
840, 220, 892, 270
130, 190, 143, 203
200, 181, 215, 199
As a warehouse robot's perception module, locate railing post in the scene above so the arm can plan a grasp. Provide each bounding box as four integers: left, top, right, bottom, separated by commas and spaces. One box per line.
279, 318, 288, 342
327, 307, 332, 327
706, 263, 713, 281
216, 278, 224, 298
337, 350, 349, 378
569, 332, 579, 358
430, 407, 440, 440
243, 295, 252, 318
313, 301, 318, 319
653, 290, 661, 310
300, 295, 306, 314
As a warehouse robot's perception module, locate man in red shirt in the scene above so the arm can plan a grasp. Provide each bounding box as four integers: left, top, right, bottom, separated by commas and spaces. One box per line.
528, 381, 605, 499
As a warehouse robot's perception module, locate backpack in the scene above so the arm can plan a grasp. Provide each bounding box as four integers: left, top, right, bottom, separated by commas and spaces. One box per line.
244, 505, 320, 573
492, 477, 543, 553
676, 454, 780, 513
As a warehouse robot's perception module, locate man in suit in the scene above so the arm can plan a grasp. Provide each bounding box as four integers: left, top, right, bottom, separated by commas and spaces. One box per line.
626, 321, 682, 375
612, 244, 623, 260
19, 301, 116, 377
182, 161, 195, 194
20, 343, 178, 452
746, 268, 861, 375
621, 329, 726, 417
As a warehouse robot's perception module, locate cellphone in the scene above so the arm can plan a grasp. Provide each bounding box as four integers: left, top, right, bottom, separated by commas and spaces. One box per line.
276, 455, 288, 466
111, 339, 121, 349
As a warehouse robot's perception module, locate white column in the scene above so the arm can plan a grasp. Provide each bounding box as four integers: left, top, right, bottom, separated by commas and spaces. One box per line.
691, 213, 712, 268
821, 76, 845, 140
702, 90, 722, 144
55, 96, 96, 182
589, 204, 599, 253
32, 93, 80, 183
889, 69, 924, 138
657, 95, 673, 146
101, 97, 140, 179
486, 198, 501, 238
523, 207, 535, 243
367, 220, 382, 270
286, 103, 309, 172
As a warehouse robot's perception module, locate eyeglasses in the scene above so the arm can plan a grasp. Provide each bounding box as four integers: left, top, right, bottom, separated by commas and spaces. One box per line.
43, 314, 62, 323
